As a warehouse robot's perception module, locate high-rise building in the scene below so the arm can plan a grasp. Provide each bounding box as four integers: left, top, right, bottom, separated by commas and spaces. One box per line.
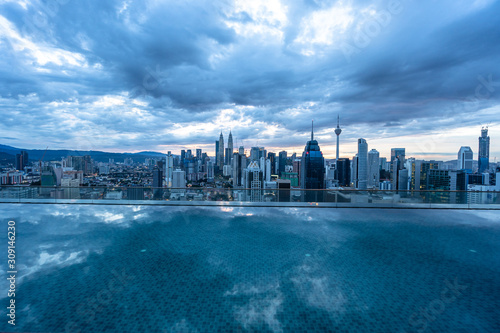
351, 154, 358, 187
173, 169, 186, 188
267, 152, 276, 175
300, 121, 325, 201
152, 166, 163, 199
278, 151, 287, 177
356, 139, 368, 190
368, 149, 380, 188
239, 146, 245, 155
15, 150, 29, 171
215, 141, 219, 167
457, 146, 473, 171
218, 132, 225, 168
228, 131, 234, 160
478, 127, 490, 173
391, 148, 405, 189
181, 150, 186, 162
335, 115, 342, 162
165, 152, 174, 187
336, 158, 350, 187
196, 149, 202, 160
244, 160, 263, 202
225, 148, 231, 165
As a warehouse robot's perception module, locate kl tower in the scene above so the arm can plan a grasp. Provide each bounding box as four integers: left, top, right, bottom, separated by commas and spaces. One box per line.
335, 115, 342, 162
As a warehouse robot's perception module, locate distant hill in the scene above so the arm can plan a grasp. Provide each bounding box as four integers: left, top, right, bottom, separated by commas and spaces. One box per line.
0, 144, 168, 164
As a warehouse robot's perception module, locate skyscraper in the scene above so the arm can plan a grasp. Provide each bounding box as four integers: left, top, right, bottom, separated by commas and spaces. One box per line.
368, 149, 380, 188
278, 151, 287, 177
165, 151, 174, 187
391, 148, 406, 189
218, 132, 225, 168
300, 121, 325, 201
152, 166, 163, 199
336, 158, 350, 187
15, 150, 28, 171
335, 115, 342, 162
478, 127, 490, 173
267, 152, 276, 175
228, 130, 234, 160
457, 146, 473, 171
356, 139, 368, 190
215, 140, 219, 167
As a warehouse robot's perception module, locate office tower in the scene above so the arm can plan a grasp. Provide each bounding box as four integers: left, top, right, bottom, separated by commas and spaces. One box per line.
457, 146, 473, 171
15, 150, 29, 171
278, 151, 287, 177
391, 148, 405, 188
245, 160, 263, 202
379, 157, 387, 171
398, 168, 409, 190
173, 169, 186, 188
239, 146, 245, 155
267, 152, 276, 175
336, 158, 350, 187
186, 149, 192, 159
356, 139, 368, 190
218, 132, 225, 168
196, 149, 202, 160
478, 127, 490, 173
334, 115, 342, 162
215, 140, 219, 167
152, 166, 163, 187
368, 149, 380, 188
231, 152, 241, 187
351, 154, 358, 186
152, 166, 163, 199
265, 159, 271, 182
300, 121, 325, 201
207, 161, 214, 180
165, 152, 174, 187
228, 131, 234, 158
181, 150, 186, 162
391, 148, 405, 173
225, 148, 231, 165
250, 147, 259, 161
68, 155, 93, 175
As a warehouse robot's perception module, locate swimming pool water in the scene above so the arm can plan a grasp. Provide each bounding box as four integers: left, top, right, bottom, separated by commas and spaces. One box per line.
1, 205, 499, 332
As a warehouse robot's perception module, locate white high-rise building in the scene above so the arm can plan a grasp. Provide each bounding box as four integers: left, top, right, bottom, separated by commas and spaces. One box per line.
172, 169, 186, 188
457, 146, 473, 171
357, 139, 368, 190
265, 159, 271, 182
368, 149, 380, 188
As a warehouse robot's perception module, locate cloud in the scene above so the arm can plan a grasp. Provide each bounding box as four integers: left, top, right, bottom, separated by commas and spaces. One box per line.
0, 0, 498, 159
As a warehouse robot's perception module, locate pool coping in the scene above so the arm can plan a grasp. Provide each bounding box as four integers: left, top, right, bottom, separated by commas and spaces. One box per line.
1, 199, 499, 210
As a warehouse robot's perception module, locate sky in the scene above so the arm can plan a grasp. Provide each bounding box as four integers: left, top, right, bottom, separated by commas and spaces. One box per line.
0, 0, 499, 161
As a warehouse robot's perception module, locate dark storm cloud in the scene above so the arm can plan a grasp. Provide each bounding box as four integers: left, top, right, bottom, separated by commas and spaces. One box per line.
0, 0, 498, 153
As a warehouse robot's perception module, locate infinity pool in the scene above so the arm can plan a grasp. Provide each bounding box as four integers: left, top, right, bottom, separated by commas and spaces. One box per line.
1, 204, 499, 332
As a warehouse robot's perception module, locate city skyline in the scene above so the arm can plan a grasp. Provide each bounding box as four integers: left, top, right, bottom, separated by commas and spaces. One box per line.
0, 0, 499, 160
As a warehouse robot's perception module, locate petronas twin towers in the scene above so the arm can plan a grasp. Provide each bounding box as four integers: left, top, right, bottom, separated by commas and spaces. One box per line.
216, 130, 233, 167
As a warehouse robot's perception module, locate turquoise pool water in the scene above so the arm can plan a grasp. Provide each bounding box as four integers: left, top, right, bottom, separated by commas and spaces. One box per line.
1, 204, 499, 332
